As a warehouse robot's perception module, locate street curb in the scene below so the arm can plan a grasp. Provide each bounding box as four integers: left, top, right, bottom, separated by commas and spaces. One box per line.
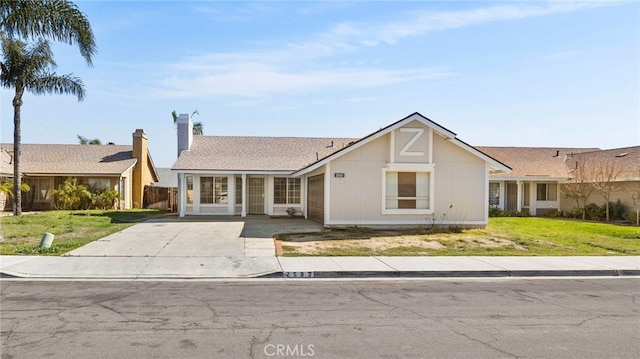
262, 269, 640, 279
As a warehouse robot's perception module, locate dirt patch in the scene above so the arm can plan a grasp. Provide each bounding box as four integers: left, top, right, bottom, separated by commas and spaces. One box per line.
278, 229, 526, 256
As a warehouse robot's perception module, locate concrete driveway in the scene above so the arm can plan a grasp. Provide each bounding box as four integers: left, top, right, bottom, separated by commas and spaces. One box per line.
67, 216, 323, 257
57, 216, 323, 278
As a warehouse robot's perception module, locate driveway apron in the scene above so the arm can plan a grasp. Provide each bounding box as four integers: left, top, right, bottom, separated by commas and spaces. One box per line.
54, 216, 322, 278
66, 218, 247, 258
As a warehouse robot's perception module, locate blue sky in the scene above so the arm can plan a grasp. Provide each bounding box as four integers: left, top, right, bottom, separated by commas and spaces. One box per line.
1, 1, 638, 168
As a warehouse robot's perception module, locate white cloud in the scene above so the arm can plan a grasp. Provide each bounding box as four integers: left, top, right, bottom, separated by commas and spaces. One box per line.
149, 1, 617, 99
152, 67, 452, 98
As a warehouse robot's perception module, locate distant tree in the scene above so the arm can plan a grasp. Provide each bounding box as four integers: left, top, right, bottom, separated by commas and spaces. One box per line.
591, 158, 623, 222
562, 155, 595, 220
0, 37, 85, 215
172, 110, 204, 135
77, 134, 101, 145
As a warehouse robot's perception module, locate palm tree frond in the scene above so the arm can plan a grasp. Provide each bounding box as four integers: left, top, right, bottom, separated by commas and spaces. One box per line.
31, 73, 85, 101
0, 0, 97, 66
193, 122, 204, 135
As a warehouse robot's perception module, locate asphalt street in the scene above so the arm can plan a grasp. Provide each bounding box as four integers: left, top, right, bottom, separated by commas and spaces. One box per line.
1, 278, 639, 359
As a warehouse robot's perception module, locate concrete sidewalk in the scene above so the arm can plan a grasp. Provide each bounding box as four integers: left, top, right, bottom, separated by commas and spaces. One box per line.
1, 216, 638, 279
1, 255, 639, 279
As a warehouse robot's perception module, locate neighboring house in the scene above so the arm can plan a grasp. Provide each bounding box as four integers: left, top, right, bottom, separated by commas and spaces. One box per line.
478, 147, 598, 216
562, 146, 640, 213
479, 146, 640, 216
0, 129, 159, 211
172, 112, 511, 228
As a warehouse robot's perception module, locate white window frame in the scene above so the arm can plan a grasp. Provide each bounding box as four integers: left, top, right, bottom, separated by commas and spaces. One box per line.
536, 182, 558, 201
381, 163, 435, 215
273, 177, 301, 205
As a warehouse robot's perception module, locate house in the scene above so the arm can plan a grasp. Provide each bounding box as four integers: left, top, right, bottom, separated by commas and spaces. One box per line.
0, 129, 159, 210
479, 146, 640, 216
171, 112, 511, 228
562, 146, 640, 213
478, 147, 597, 216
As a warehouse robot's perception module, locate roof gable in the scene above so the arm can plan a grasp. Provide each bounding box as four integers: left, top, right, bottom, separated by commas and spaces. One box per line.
293, 112, 510, 175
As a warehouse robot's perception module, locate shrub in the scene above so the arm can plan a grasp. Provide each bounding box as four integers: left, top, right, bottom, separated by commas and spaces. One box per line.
488, 206, 531, 217
544, 210, 561, 218
92, 189, 120, 210
584, 203, 606, 221
627, 211, 639, 226
52, 178, 92, 210
609, 199, 627, 221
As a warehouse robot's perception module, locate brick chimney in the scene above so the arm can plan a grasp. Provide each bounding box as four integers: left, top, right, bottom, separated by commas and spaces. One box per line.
177, 113, 193, 157
132, 129, 148, 208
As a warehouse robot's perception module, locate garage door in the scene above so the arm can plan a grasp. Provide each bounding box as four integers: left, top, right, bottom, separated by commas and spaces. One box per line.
307, 174, 324, 224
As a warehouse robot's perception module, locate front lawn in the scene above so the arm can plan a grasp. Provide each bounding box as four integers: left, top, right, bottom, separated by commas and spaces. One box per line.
278, 218, 640, 256
0, 209, 165, 256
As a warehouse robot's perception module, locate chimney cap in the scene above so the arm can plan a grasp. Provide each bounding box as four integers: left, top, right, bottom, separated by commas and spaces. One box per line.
133, 129, 147, 138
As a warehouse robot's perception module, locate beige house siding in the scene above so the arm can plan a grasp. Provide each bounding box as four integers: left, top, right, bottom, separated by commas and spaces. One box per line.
326, 122, 489, 226
432, 135, 487, 223
560, 181, 640, 214
329, 134, 389, 223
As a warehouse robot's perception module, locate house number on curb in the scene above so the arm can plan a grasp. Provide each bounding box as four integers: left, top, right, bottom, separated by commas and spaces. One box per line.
283, 272, 314, 278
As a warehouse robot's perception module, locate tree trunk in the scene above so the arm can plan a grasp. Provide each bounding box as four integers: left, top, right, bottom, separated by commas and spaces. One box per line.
12, 95, 22, 216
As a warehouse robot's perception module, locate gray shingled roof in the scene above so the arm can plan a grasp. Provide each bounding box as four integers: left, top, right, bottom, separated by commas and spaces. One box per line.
478, 147, 599, 179
0, 143, 137, 175
172, 136, 359, 172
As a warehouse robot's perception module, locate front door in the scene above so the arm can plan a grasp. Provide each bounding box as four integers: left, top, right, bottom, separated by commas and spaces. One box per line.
248, 177, 265, 214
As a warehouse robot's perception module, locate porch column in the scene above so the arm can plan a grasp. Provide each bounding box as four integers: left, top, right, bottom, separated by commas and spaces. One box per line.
241, 173, 247, 217
516, 180, 523, 212
178, 173, 186, 217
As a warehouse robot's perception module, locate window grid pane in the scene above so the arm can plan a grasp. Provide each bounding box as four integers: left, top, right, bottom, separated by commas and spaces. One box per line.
186, 176, 193, 204
235, 177, 242, 205
200, 177, 214, 204
287, 178, 301, 204
215, 177, 228, 204
274, 178, 287, 204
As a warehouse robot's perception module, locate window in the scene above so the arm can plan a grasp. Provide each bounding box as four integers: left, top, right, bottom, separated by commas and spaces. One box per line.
523, 183, 530, 207
200, 176, 228, 204
26, 178, 52, 200
235, 177, 242, 205
536, 183, 557, 201
215, 177, 228, 204
489, 183, 500, 206
274, 178, 301, 204
87, 178, 110, 191
186, 176, 193, 204
385, 171, 429, 210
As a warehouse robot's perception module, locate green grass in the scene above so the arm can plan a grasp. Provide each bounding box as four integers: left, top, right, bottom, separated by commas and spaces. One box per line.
280, 217, 640, 257
0, 209, 165, 256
